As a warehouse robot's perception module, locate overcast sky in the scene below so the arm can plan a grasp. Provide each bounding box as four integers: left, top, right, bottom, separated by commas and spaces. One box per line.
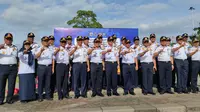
0, 0, 200, 45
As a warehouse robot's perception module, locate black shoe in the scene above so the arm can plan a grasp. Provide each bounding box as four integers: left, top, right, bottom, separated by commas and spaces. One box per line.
143, 92, 147, 95
81, 95, 87, 98
183, 90, 189, 94
74, 95, 80, 99
97, 93, 104, 97
107, 93, 111, 96
148, 92, 156, 95
38, 99, 43, 102
46, 98, 53, 101
113, 93, 120, 96
160, 91, 165, 95
166, 91, 174, 94
58, 98, 63, 100
192, 90, 198, 94
21, 101, 28, 104
6, 100, 14, 104
64, 95, 72, 99
91, 93, 96, 97
129, 92, 136, 96
0, 102, 4, 105
177, 91, 182, 94
123, 92, 128, 96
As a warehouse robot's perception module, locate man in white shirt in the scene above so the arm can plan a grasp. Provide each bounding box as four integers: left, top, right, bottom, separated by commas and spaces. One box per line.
139, 37, 156, 95
154, 36, 174, 94
54, 37, 72, 100
102, 36, 120, 96
172, 35, 189, 94
182, 33, 192, 92
88, 38, 105, 97
121, 39, 138, 95
65, 35, 74, 91
70, 36, 90, 99
35, 36, 55, 102
0, 33, 18, 105
188, 38, 200, 93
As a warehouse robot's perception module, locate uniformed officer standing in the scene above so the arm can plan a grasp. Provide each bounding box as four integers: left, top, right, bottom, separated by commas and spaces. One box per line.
102, 36, 120, 96
65, 35, 74, 91
88, 38, 104, 97
188, 38, 200, 93
70, 36, 90, 99
172, 35, 189, 94
131, 36, 141, 87
48, 35, 56, 97
118, 37, 127, 86
35, 36, 55, 102
149, 33, 159, 89
121, 39, 138, 95
182, 33, 192, 92
154, 36, 174, 94
139, 37, 156, 95
27, 32, 40, 52
54, 37, 72, 100
0, 33, 18, 105
83, 36, 91, 90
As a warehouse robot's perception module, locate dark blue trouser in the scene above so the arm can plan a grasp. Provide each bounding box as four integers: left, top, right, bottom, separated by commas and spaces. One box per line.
91, 63, 103, 94
56, 63, 69, 99
174, 59, 188, 92
37, 65, 52, 99
122, 64, 136, 93
118, 58, 123, 87
158, 61, 172, 92
141, 62, 153, 93
73, 62, 87, 96
105, 62, 118, 94
0, 64, 17, 103
191, 61, 200, 90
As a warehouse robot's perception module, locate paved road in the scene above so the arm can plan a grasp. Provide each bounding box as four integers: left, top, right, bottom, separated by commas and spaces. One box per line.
1, 88, 200, 112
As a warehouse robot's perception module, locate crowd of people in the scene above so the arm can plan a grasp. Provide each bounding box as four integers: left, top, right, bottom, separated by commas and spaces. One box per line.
0, 32, 199, 105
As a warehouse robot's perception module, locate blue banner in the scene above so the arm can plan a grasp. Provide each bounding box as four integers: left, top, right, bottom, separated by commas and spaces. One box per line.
54, 28, 138, 47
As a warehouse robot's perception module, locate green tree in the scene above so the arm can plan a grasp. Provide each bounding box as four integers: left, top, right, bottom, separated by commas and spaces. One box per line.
189, 26, 200, 41
66, 10, 103, 28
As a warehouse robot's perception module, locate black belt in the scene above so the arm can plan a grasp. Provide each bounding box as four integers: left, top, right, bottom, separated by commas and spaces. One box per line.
73, 62, 86, 64
141, 62, 153, 64
56, 63, 69, 65
192, 60, 200, 62
159, 61, 170, 63
91, 62, 102, 65
175, 59, 187, 61
105, 61, 117, 64
0, 64, 17, 67
123, 63, 134, 66
38, 64, 52, 66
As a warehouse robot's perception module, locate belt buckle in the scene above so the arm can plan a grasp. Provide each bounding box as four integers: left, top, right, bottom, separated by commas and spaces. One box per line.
112, 61, 114, 63
81, 62, 83, 64
9, 65, 12, 67
128, 63, 130, 66
97, 63, 99, 65
46, 65, 48, 66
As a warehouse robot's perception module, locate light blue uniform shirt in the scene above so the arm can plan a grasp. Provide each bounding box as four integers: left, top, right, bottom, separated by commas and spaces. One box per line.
0, 44, 18, 64
172, 43, 188, 60
121, 47, 137, 64
90, 48, 103, 63
36, 46, 54, 65
104, 45, 119, 62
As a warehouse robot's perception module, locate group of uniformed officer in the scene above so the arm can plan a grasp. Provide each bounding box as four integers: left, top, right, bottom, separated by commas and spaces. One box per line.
0, 32, 200, 105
